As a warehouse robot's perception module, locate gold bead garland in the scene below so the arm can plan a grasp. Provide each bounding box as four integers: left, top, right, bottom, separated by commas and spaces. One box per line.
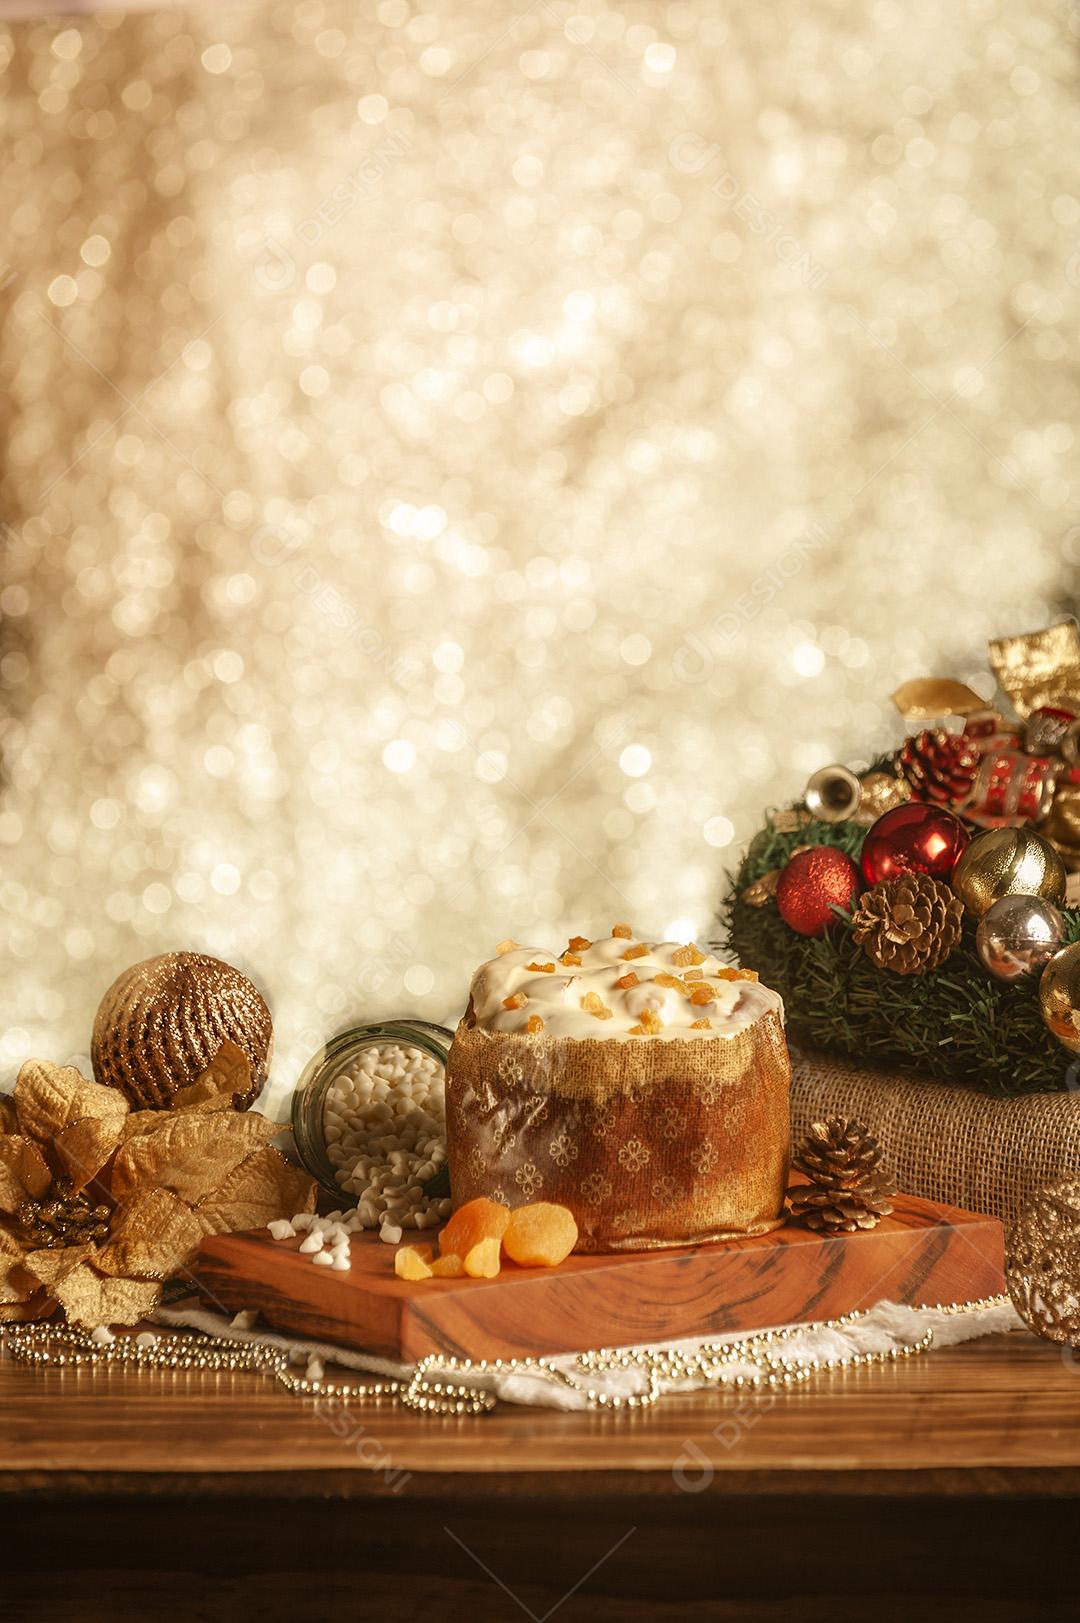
3, 1297, 1009, 1416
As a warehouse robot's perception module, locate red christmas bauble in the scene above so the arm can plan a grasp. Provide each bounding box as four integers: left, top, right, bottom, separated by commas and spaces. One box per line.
859, 803, 969, 886
776, 846, 862, 937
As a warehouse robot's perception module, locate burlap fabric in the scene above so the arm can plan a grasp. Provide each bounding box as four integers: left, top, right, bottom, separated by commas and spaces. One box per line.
446, 1012, 790, 1252
791, 1048, 1080, 1227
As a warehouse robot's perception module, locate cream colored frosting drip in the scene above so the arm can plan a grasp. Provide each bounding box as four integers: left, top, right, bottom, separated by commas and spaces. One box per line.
467, 935, 784, 1041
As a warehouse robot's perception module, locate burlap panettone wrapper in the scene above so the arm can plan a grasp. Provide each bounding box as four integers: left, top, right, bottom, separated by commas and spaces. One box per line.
791, 1048, 1080, 1228
446, 1012, 790, 1252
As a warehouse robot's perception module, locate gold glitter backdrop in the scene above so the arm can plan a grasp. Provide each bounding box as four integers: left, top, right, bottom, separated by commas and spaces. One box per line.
1, 1, 1079, 1113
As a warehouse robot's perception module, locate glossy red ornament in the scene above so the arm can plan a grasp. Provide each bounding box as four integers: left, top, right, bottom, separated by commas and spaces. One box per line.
859, 803, 969, 886
776, 846, 862, 937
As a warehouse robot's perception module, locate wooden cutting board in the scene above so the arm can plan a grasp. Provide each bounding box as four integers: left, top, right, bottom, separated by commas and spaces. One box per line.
193, 1194, 1005, 1363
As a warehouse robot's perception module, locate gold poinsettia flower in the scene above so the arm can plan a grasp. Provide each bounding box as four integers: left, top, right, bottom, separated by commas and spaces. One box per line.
0, 1042, 314, 1328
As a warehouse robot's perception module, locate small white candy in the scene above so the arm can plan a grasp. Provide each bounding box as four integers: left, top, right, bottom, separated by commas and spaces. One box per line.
229, 1310, 259, 1330
90, 1325, 115, 1345
312, 1251, 334, 1267
380, 1222, 403, 1244
291, 1212, 315, 1231
298, 1233, 324, 1255
267, 1219, 295, 1241
331, 1254, 351, 1271
305, 1355, 325, 1381
135, 1331, 158, 1348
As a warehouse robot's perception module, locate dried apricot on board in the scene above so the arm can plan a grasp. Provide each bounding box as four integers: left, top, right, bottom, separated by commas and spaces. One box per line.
439, 1196, 510, 1261
431, 1253, 465, 1278
463, 1236, 502, 1278
394, 1245, 434, 1281
502, 1202, 578, 1268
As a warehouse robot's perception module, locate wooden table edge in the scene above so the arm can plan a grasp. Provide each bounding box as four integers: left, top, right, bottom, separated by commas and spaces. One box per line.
4, 1465, 1080, 1500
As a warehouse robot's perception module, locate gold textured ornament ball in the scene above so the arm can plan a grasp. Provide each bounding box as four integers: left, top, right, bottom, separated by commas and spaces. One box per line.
91, 952, 273, 1109
950, 826, 1067, 918
1006, 1178, 1080, 1345
1039, 943, 1080, 1054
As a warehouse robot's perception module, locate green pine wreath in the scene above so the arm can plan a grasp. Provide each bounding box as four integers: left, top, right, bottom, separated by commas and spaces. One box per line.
718, 814, 1080, 1098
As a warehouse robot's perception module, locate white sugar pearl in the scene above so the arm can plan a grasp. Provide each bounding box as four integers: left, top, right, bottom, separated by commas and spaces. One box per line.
135, 1331, 158, 1348
298, 1234, 324, 1255
380, 1222, 402, 1244
90, 1326, 115, 1345
291, 1212, 315, 1231
331, 1254, 351, 1271
312, 1251, 334, 1267
267, 1219, 295, 1241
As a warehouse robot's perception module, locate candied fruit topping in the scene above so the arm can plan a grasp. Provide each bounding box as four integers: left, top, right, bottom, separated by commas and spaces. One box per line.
526, 1014, 545, 1035
672, 944, 707, 968
581, 991, 614, 1020
567, 935, 591, 952
615, 971, 640, 989
440, 1197, 510, 1261
496, 938, 519, 954
463, 1236, 502, 1279
622, 944, 649, 960
395, 1245, 433, 1281
684, 968, 705, 982
653, 971, 688, 993
690, 1018, 713, 1030
503, 1203, 579, 1268
526, 961, 556, 973
716, 965, 759, 982
629, 1008, 664, 1036
688, 985, 717, 1005
431, 1253, 465, 1278
611, 923, 633, 939
561, 951, 582, 967
503, 992, 528, 1010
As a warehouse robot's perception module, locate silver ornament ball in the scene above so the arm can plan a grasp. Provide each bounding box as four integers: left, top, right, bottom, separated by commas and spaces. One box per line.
975, 894, 1067, 983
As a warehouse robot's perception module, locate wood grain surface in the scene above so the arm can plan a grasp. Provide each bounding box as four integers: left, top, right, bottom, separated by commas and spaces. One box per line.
193, 1193, 1005, 1360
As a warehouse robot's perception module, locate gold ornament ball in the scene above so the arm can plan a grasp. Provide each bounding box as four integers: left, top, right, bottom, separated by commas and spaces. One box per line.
92, 952, 274, 1109
1039, 943, 1080, 1055
950, 826, 1067, 918
1006, 1178, 1080, 1345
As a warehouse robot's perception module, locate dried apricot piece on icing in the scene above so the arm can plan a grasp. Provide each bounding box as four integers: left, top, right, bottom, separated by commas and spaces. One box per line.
431, 1253, 466, 1278
503, 1202, 579, 1267
715, 965, 759, 981
615, 971, 640, 989
611, 922, 633, 939
688, 985, 716, 1005
653, 971, 688, 993
690, 1018, 713, 1030
439, 1197, 510, 1261
561, 951, 582, 967
581, 991, 613, 1020
622, 944, 649, 961
503, 992, 527, 1010
463, 1236, 502, 1278
395, 1245, 434, 1281
684, 968, 705, 982
672, 944, 707, 968
526, 961, 556, 973
567, 935, 591, 952
496, 939, 519, 954
526, 1014, 545, 1035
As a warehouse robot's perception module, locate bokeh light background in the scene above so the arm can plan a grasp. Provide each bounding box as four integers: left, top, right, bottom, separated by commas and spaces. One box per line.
1, 0, 1079, 1114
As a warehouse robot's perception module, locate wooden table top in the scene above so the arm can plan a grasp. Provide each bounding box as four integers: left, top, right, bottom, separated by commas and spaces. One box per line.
4, 1324, 1080, 1501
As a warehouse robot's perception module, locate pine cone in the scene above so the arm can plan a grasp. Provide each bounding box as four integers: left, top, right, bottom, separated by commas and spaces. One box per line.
896, 728, 980, 809
851, 870, 963, 975
787, 1117, 897, 1233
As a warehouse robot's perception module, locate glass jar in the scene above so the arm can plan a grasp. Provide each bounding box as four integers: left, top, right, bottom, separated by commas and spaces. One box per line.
291, 1018, 454, 1205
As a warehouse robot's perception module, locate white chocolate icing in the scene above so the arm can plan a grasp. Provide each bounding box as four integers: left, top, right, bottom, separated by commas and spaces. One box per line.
466, 934, 784, 1041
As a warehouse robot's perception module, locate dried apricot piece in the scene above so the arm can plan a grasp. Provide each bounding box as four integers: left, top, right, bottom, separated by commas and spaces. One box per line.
439, 1197, 510, 1261
631, 1008, 664, 1035
567, 935, 591, 952
615, 971, 640, 989
463, 1236, 502, 1278
526, 961, 556, 973
653, 971, 688, 993
503, 1202, 578, 1267
581, 991, 613, 1020
690, 1018, 712, 1030
684, 968, 705, 982
688, 985, 716, 1006
611, 922, 633, 939
715, 965, 759, 981
561, 951, 582, 967
526, 1014, 545, 1035
431, 1253, 465, 1278
395, 1245, 434, 1281
622, 944, 649, 961
496, 939, 519, 954
503, 992, 527, 1010
673, 944, 707, 968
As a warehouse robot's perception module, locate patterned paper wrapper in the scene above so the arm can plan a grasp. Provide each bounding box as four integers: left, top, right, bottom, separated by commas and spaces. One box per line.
446, 1011, 791, 1252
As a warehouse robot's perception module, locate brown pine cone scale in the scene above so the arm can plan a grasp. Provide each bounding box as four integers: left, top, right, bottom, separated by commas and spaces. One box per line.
851, 870, 963, 975
787, 1116, 897, 1234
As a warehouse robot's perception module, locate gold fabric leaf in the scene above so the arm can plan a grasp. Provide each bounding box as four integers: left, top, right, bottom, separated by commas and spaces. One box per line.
890, 678, 986, 720
110, 1110, 279, 1204
0, 1249, 37, 1304
0, 1133, 52, 1214
169, 1040, 253, 1113
48, 1263, 161, 1329
97, 1186, 204, 1280
0, 1293, 53, 1324
0, 1094, 17, 1134
195, 1144, 315, 1237
53, 1117, 124, 1194
16, 1060, 128, 1145
989, 620, 1080, 719
23, 1243, 96, 1291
